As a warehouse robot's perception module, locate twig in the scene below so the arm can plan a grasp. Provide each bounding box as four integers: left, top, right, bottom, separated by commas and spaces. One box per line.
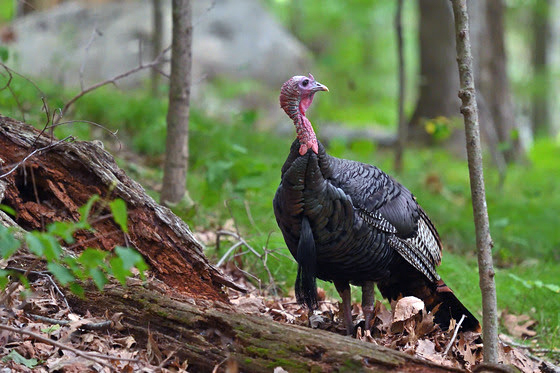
216, 241, 244, 267
27, 314, 113, 331
0, 136, 74, 179
0, 324, 116, 370
216, 229, 278, 295
501, 339, 560, 355
444, 314, 466, 355
57, 45, 171, 122
5, 267, 71, 310
80, 26, 103, 92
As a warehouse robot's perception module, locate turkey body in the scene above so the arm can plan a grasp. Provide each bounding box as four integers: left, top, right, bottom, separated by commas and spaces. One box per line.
274, 139, 480, 333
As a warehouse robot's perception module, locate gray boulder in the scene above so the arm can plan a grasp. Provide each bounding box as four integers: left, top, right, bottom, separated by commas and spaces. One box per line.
7, 0, 311, 92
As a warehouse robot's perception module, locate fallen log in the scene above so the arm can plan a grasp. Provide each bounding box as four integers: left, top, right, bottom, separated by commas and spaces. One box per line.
68, 281, 465, 373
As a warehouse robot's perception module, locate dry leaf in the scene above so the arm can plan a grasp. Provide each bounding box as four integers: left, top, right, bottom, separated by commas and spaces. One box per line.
230, 294, 265, 314
393, 296, 424, 323
502, 311, 537, 338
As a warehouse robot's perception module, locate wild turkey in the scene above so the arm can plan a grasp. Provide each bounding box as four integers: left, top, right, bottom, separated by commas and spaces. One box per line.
273, 74, 480, 335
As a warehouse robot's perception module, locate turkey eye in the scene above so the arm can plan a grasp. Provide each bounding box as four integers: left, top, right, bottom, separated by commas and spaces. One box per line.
302, 79, 309, 87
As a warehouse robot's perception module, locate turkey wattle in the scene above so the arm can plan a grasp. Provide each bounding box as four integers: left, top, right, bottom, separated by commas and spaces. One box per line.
273, 74, 480, 335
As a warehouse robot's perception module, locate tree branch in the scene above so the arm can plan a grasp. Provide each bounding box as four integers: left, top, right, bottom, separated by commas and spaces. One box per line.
56, 46, 171, 123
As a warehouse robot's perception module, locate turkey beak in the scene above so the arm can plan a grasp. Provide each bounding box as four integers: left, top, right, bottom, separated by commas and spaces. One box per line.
312, 81, 329, 92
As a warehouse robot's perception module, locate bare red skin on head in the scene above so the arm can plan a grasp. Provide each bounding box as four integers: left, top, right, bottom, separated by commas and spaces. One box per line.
279, 74, 323, 156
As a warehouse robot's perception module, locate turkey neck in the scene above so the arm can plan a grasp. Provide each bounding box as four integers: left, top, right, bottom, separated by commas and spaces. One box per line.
293, 114, 318, 156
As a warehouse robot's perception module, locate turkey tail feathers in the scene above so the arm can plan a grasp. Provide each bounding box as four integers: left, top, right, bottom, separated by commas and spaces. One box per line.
431, 279, 481, 332
295, 216, 318, 310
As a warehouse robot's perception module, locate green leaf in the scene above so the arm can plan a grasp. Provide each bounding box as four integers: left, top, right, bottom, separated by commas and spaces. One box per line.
0, 269, 11, 289
114, 246, 144, 270
78, 195, 100, 224
25, 232, 44, 257
109, 257, 129, 285
47, 262, 75, 285
69, 282, 84, 297
47, 221, 76, 243
0, 226, 21, 259
41, 324, 61, 334
89, 267, 108, 290
2, 350, 38, 368
78, 248, 108, 268
109, 199, 128, 233
39, 233, 62, 261
63, 256, 85, 280
0, 204, 16, 217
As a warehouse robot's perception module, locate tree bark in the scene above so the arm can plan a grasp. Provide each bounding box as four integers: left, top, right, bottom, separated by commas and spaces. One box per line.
67, 283, 466, 373
531, 0, 551, 136
475, 0, 520, 162
394, 0, 406, 173
0, 116, 241, 300
161, 0, 192, 206
408, 0, 460, 144
450, 0, 499, 364
150, 0, 164, 97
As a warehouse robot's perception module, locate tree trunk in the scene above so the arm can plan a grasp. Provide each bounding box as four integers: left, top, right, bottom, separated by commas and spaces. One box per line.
161, 0, 192, 206
0, 116, 240, 299
67, 283, 466, 373
394, 0, 406, 173
531, 0, 551, 136
450, 0, 499, 363
408, 0, 460, 144
151, 0, 164, 97
475, 0, 520, 162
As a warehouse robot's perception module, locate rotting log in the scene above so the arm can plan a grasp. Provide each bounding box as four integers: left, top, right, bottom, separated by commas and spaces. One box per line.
69, 282, 466, 373
0, 115, 241, 301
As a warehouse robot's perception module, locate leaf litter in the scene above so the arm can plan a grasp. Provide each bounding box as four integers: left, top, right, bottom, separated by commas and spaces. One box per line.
222, 263, 559, 373
1, 250, 558, 372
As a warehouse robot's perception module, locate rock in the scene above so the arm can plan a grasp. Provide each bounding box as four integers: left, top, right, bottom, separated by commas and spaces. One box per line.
6, 0, 311, 93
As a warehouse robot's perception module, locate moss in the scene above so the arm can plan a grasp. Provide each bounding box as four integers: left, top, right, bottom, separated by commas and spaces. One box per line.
339, 356, 367, 373
243, 358, 253, 365
245, 346, 270, 358
266, 358, 306, 371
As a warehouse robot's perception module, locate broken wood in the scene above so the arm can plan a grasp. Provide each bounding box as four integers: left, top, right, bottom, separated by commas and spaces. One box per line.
0, 115, 240, 301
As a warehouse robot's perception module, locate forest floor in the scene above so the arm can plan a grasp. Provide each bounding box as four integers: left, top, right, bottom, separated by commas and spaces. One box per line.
1, 251, 557, 372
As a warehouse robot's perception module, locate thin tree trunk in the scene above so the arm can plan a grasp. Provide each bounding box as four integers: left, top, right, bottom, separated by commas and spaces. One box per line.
531, 0, 551, 136
450, 0, 499, 364
161, 0, 192, 206
394, 0, 406, 172
151, 0, 164, 96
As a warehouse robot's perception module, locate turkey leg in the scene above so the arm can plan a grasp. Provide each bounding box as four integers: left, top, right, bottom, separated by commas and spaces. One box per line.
362, 281, 375, 332
334, 280, 354, 335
